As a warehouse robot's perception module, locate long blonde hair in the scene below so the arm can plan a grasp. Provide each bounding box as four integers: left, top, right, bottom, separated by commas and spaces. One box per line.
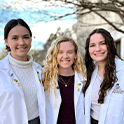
42, 36, 86, 95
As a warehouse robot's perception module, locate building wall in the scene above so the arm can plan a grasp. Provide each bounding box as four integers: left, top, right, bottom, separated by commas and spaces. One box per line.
120, 38, 124, 59
111, 26, 124, 59
72, 11, 123, 56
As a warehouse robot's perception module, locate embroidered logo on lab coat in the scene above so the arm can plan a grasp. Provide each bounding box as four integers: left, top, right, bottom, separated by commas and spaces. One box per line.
112, 83, 124, 94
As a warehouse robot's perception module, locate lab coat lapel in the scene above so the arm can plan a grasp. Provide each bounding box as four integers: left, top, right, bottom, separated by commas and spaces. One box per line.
55, 80, 61, 109
32, 62, 42, 86
9, 68, 25, 98
52, 80, 61, 123
85, 64, 98, 124
87, 64, 98, 103
98, 86, 113, 124
0, 56, 24, 97
32, 63, 46, 124
1, 56, 25, 98
74, 71, 84, 115
56, 83, 61, 113
99, 57, 123, 124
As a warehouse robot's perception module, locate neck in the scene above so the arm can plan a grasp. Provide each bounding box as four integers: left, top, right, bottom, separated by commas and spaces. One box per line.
10, 53, 28, 61
98, 62, 105, 77
58, 68, 75, 76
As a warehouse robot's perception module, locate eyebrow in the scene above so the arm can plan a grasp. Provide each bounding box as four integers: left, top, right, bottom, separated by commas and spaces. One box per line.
59, 49, 74, 51
89, 40, 105, 44
11, 34, 30, 37
100, 40, 105, 42
23, 34, 30, 36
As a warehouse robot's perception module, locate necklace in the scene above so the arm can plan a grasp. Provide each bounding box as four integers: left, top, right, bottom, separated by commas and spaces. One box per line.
59, 75, 72, 87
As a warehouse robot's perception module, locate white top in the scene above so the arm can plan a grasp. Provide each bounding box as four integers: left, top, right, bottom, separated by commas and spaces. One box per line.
8, 52, 39, 120
91, 73, 103, 120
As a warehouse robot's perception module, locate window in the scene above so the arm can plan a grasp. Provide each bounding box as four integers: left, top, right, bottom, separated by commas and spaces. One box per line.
114, 40, 121, 56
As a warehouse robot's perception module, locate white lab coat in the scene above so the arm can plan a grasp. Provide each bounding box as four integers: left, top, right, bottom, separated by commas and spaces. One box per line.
46, 71, 86, 124
85, 57, 124, 124
0, 55, 46, 124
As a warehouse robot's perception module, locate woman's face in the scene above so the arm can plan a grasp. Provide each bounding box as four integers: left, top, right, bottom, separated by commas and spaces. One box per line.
5, 25, 32, 61
89, 33, 108, 64
57, 41, 77, 71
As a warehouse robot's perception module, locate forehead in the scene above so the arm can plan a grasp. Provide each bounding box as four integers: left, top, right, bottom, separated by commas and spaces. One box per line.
90, 33, 105, 43
8, 25, 30, 36
59, 41, 75, 50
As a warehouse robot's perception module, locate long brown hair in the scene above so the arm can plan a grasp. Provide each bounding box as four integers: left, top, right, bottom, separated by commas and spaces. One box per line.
83, 28, 120, 104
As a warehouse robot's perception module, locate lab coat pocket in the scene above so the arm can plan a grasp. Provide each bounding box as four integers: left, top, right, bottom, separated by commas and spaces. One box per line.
105, 112, 123, 124
107, 93, 124, 115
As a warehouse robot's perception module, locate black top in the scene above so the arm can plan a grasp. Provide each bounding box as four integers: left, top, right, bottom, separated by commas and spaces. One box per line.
57, 75, 76, 124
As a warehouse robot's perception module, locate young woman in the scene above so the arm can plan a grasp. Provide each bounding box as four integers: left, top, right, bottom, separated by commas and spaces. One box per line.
84, 28, 124, 124
0, 19, 46, 124
42, 36, 86, 124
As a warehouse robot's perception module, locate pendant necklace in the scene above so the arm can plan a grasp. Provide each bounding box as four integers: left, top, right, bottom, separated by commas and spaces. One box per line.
59, 75, 72, 87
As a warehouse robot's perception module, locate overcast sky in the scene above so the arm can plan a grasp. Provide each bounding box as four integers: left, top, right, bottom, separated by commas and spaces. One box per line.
0, 0, 76, 51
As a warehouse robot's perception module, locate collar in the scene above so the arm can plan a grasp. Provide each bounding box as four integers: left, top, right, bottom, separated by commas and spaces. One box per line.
0, 55, 42, 72
94, 56, 124, 72
0, 55, 10, 70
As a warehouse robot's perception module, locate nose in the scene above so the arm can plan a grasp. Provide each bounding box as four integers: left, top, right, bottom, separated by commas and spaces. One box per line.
18, 38, 25, 45
63, 52, 68, 58
96, 45, 101, 51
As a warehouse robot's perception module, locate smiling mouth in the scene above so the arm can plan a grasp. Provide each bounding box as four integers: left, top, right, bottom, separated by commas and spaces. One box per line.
61, 60, 70, 62
94, 52, 105, 56
17, 47, 27, 50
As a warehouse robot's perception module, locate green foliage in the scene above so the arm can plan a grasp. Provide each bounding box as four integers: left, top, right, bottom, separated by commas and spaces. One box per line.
29, 49, 40, 56
0, 56, 3, 60
0, 48, 7, 60
0, 49, 41, 60
47, 34, 57, 43
0, 55, 7, 60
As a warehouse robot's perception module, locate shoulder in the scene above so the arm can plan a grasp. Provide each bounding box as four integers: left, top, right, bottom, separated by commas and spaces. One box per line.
0, 55, 9, 69
33, 61, 43, 70
75, 71, 86, 82
115, 57, 124, 71
115, 56, 124, 63
0, 66, 9, 85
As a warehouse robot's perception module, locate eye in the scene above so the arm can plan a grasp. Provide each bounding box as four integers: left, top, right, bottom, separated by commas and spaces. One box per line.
68, 51, 72, 54
100, 42, 106, 45
89, 44, 95, 47
23, 36, 30, 39
12, 37, 18, 40
58, 51, 63, 54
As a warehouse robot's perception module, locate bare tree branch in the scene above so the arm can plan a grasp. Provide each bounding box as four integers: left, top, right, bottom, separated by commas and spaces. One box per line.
2, 0, 124, 34
93, 10, 124, 33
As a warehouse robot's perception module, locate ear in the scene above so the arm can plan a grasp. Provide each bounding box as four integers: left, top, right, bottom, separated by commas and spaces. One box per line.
75, 55, 77, 60
5, 39, 9, 46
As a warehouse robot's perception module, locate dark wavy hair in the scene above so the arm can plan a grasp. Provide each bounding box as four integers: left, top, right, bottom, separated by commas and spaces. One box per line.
4, 18, 32, 51
83, 28, 120, 104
